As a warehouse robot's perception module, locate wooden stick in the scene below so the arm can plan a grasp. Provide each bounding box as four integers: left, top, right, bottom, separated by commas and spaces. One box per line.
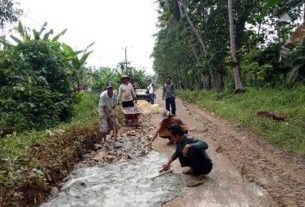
150, 168, 174, 179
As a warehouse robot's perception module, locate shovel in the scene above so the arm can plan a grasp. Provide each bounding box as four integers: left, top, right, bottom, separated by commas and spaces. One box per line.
148, 168, 174, 180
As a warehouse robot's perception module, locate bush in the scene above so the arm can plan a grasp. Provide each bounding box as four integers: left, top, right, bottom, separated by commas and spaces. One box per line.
0, 40, 74, 131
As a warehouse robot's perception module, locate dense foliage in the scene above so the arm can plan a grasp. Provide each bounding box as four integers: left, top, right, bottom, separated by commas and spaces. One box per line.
0, 23, 93, 131
0, 40, 73, 130
0, 0, 22, 28
90, 66, 152, 92
152, 0, 305, 90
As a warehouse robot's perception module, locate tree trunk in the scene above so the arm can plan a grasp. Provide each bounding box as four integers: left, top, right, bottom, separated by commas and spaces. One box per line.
190, 43, 200, 63
178, 0, 207, 53
177, 0, 219, 90
228, 0, 243, 92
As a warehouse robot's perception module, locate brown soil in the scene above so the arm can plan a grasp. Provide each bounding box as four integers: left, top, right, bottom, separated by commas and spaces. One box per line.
150, 91, 305, 207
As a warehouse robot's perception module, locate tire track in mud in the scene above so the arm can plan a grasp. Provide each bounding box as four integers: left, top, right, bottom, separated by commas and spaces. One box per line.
183, 102, 305, 206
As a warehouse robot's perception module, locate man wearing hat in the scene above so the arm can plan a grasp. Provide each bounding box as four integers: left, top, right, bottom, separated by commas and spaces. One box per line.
145, 110, 188, 149
99, 83, 118, 143
118, 75, 137, 107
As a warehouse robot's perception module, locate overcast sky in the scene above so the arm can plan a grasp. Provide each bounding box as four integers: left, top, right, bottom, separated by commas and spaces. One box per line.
17, 0, 159, 74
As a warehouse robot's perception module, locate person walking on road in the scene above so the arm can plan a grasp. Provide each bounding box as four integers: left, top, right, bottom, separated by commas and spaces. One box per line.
160, 125, 213, 186
163, 76, 176, 116
147, 79, 155, 104
145, 110, 188, 149
99, 83, 119, 143
118, 75, 137, 108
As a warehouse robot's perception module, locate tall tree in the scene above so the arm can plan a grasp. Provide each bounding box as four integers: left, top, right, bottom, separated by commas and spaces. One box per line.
0, 0, 22, 29
227, 0, 242, 92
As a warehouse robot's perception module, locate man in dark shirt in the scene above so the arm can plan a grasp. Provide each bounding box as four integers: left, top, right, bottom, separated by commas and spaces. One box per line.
162, 76, 176, 116
160, 125, 213, 177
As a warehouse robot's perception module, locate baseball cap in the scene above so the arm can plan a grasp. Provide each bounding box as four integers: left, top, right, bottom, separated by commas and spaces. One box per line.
106, 83, 113, 89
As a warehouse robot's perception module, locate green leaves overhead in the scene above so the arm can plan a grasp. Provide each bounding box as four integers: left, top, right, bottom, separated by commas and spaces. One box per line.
153, 0, 305, 90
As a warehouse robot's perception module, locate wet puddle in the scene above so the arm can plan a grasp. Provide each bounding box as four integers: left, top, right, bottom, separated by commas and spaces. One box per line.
41, 151, 182, 207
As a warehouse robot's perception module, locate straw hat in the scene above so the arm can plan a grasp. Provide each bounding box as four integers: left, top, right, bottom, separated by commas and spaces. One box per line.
121, 75, 130, 80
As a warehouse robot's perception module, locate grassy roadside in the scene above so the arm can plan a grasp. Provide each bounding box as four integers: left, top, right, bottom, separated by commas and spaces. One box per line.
0, 93, 100, 206
177, 86, 305, 157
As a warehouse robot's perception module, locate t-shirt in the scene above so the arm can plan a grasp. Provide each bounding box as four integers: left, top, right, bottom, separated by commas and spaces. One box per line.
158, 117, 188, 138
171, 136, 211, 162
118, 83, 136, 102
163, 83, 175, 99
99, 91, 118, 118
147, 83, 154, 94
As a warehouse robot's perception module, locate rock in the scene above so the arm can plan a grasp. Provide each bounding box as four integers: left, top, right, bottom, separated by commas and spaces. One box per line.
50, 187, 59, 196
94, 144, 103, 149
215, 146, 223, 153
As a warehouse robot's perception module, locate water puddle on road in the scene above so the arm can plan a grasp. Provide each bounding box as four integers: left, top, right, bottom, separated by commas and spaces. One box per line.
41, 151, 182, 207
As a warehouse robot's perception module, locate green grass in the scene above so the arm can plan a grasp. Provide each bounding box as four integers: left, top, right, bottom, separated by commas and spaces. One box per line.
178, 86, 305, 157
0, 93, 99, 161
0, 93, 100, 206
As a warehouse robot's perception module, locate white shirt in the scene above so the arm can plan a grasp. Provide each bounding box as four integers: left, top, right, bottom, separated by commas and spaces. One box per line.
147, 83, 154, 94
118, 83, 136, 102
99, 91, 118, 118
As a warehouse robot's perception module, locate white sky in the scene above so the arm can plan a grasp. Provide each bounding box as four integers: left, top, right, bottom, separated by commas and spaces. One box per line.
17, 0, 159, 74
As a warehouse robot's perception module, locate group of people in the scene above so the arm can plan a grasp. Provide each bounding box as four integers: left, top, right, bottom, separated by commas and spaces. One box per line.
99, 75, 212, 184
146, 75, 177, 116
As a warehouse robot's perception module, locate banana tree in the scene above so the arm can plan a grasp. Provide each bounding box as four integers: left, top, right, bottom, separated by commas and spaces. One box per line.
62, 42, 95, 92
0, 22, 67, 46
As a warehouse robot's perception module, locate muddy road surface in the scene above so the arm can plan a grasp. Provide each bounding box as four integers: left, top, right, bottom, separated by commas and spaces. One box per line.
151, 91, 305, 207
41, 91, 305, 207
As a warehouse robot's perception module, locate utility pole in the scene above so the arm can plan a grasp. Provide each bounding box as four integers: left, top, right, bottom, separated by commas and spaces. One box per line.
124, 46, 128, 75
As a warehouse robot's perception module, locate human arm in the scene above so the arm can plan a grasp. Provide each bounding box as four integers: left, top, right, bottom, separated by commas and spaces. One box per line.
130, 84, 137, 103
117, 85, 122, 104
172, 84, 176, 98
103, 106, 113, 120
162, 84, 165, 100
145, 124, 161, 149
160, 154, 176, 172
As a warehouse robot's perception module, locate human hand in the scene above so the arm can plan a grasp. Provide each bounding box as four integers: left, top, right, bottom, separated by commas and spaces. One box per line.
160, 163, 170, 173
134, 99, 137, 104
182, 144, 191, 157
144, 142, 153, 150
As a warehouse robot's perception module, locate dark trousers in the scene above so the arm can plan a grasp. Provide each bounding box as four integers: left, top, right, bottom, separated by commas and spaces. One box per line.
147, 93, 155, 104
165, 97, 176, 115
178, 149, 213, 176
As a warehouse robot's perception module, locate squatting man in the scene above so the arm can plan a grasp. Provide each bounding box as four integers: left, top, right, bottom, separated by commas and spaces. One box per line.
160, 125, 213, 185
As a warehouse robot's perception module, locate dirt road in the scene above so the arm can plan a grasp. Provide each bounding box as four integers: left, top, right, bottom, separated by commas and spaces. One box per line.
151, 91, 305, 207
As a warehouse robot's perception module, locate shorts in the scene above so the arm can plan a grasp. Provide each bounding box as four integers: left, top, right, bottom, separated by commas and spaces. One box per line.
122, 100, 134, 108
99, 117, 113, 133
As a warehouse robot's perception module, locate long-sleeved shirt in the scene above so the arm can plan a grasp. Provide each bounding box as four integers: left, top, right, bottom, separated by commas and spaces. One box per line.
171, 135, 211, 161
118, 83, 136, 102
163, 83, 175, 99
